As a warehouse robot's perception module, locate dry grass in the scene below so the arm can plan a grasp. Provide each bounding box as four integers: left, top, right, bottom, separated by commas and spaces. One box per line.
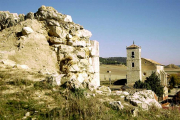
100, 65, 180, 81
0, 66, 180, 119
100, 64, 127, 81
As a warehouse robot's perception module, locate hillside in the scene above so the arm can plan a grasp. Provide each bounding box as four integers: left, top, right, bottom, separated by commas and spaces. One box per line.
165, 64, 180, 69
100, 57, 126, 65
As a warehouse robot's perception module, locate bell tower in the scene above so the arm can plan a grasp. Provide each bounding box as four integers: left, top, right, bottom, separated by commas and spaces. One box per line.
126, 41, 142, 85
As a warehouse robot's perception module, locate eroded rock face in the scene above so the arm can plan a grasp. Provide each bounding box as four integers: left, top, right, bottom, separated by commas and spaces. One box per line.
0, 5, 100, 88
126, 90, 162, 110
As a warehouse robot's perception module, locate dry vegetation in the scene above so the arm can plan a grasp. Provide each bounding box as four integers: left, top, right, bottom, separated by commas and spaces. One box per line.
100, 64, 180, 81
100, 64, 127, 81
0, 65, 179, 119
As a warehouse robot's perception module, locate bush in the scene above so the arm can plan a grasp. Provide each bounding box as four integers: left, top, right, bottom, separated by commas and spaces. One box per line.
145, 72, 163, 97
134, 80, 151, 90
173, 91, 180, 103
134, 72, 164, 97
169, 74, 180, 87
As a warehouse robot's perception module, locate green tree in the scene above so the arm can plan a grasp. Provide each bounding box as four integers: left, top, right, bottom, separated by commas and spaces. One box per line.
169, 74, 179, 87
145, 72, 164, 97
133, 72, 164, 97
134, 80, 151, 90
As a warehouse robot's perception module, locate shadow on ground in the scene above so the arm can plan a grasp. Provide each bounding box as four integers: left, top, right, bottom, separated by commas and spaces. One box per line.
113, 79, 127, 85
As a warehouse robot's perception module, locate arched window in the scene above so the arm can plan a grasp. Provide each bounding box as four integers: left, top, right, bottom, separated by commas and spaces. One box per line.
132, 62, 134, 67
132, 52, 134, 58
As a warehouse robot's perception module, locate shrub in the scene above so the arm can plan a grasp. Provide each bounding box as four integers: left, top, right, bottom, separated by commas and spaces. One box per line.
134, 72, 164, 97
169, 74, 180, 87
134, 80, 151, 90
145, 72, 163, 97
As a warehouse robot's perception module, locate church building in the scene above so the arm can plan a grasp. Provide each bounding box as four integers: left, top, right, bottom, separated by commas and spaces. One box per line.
126, 42, 168, 87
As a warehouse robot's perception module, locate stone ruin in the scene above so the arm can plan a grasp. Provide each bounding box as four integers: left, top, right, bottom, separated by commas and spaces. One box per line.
0, 5, 100, 87
0, 6, 164, 113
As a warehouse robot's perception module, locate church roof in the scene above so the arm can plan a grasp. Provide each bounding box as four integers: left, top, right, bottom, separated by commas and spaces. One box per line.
142, 58, 163, 66
126, 41, 140, 49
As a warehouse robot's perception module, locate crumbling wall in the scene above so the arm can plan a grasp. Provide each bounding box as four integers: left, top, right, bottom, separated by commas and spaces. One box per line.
0, 5, 100, 86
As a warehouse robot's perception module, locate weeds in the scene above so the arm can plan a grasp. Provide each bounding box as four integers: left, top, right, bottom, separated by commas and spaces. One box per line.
0, 71, 180, 119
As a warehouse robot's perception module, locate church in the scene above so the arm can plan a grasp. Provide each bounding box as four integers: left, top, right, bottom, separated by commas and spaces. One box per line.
126, 42, 168, 99
126, 42, 167, 85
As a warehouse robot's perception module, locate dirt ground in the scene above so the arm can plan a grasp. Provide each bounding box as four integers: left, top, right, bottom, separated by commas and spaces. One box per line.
100, 65, 180, 82
100, 64, 127, 81
164, 68, 180, 74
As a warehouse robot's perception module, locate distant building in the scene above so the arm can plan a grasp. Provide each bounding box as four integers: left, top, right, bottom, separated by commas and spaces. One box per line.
126, 42, 168, 99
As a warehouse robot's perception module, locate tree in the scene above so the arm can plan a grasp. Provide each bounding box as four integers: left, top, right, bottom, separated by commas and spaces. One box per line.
133, 72, 164, 97
145, 72, 164, 97
134, 80, 151, 90
169, 74, 180, 87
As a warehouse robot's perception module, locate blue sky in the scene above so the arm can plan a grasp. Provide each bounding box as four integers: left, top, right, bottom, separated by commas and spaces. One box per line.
1, 0, 180, 65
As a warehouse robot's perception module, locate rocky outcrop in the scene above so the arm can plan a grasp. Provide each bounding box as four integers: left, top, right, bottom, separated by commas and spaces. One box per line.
0, 11, 20, 30
96, 86, 111, 95
0, 5, 100, 87
109, 101, 124, 110
126, 90, 162, 110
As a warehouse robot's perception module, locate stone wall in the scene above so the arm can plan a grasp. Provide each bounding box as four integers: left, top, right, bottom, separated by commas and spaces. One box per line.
141, 58, 156, 82
0, 5, 100, 87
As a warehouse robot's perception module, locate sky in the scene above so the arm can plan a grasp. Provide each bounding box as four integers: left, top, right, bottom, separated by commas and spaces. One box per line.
0, 0, 180, 65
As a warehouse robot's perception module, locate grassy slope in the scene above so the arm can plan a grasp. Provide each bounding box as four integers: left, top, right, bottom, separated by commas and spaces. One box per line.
0, 66, 180, 119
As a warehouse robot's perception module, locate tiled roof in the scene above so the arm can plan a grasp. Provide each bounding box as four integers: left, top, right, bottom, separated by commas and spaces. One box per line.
142, 58, 163, 65
126, 44, 140, 49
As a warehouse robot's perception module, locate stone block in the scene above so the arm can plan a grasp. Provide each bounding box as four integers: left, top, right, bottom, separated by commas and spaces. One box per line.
76, 50, 86, 59
109, 101, 124, 110
16, 64, 30, 70
79, 59, 89, 67
22, 27, 34, 35
91, 56, 99, 73
97, 85, 111, 95
51, 74, 65, 86
77, 29, 92, 38
90, 72, 100, 86
47, 19, 60, 26
58, 44, 74, 53
1, 59, 16, 67
26, 12, 34, 19
48, 26, 67, 38
57, 53, 64, 62
49, 37, 65, 44
68, 64, 80, 72
77, 72, 88, 83
90, 40, 99, 57
73, 41, 86, 47
87, 65, 94, 73
64, 53, 79, 63
64, 15, 72, 22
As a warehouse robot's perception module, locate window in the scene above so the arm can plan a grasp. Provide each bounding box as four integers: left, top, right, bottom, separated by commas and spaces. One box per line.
132, 62, 134, 67
132, 52, 134, 58
143, 72, 146, 76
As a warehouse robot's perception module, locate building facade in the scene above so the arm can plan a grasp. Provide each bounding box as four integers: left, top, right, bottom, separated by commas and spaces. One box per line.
126, 42, 167, 87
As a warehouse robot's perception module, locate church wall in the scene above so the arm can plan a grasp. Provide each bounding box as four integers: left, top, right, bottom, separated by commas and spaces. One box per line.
141, 58, 156, 82
156, 65, 164, 73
